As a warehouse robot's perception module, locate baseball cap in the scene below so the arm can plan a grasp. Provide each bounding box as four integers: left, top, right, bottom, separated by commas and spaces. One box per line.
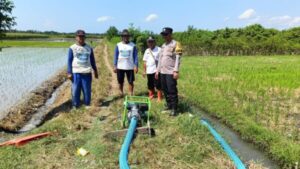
147, 36, 155, 42
160, 27, 173, 36
120, 29, 131, 36
76, 30, 86, 36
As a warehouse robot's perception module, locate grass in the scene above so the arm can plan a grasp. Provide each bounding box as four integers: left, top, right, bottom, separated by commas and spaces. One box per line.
4, 32, 103, 40
179, 55, 300, 167
0, 41, 270, 169
5, 32, 50, 39
0, 40, 73, 48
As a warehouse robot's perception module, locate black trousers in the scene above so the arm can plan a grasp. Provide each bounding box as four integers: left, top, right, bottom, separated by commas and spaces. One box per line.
117, 69, 135, 85
147, 73, 161, 90
160, 74, 178, 110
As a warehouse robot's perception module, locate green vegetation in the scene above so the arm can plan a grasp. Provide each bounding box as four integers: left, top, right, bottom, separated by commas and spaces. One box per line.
4, 31, 103, 40
0, 0, 16, 39
1, 41, 258, 169
0, 32, 102, 48
0, 40, 73, 48
4, 32, 50, 39
106, 24, 300, 56
179, 55, 300, 167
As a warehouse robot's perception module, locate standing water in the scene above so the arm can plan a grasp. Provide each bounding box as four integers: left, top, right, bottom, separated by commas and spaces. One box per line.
194, 108, 280, 169
0, 48, 67, 119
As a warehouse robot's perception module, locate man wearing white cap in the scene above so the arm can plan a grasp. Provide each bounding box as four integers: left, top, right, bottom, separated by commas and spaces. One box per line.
143, 36, 162, 101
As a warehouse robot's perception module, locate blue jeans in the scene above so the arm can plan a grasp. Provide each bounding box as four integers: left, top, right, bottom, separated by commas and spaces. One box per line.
72, 73, 92, 107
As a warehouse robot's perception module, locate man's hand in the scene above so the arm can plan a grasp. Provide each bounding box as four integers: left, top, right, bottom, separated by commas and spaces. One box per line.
67, 73, 73, 81
173, 72, 179, 80
113, 67, 117, 73
155, 72, 159, 80
94, 71, 99, 79
142, 72, 146, 78
134, 67, 138, 74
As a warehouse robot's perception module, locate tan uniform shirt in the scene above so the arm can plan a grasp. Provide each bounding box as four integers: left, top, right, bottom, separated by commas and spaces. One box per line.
157, 40, 181, 75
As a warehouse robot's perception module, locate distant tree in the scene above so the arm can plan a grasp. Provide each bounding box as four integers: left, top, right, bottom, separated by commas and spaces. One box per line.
0, 0, 16, 39
105, 23, 300, 56
187, 25, 197, 33
127, 23, 142, 43
106, 26, 119, 40
44, 31, 59, 35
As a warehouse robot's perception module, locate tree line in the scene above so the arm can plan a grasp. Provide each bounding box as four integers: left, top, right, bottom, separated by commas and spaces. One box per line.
106, 24, 300, 56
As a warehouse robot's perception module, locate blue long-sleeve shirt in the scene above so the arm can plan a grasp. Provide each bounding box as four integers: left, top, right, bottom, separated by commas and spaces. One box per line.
114, 42, 138, 69
67, 44, 97, 74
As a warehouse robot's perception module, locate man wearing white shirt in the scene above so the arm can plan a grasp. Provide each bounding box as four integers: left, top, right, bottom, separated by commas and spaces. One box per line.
143, 37, 162, 101
113, 29, 138, 96
67, 30, 98, 109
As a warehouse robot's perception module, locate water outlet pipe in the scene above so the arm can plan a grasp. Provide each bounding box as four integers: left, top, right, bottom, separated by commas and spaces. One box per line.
200, 119, 246, 169
119, 116, 138, 169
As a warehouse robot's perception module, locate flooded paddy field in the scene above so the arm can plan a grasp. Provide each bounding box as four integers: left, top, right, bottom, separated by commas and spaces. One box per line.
0, 48, 67, 120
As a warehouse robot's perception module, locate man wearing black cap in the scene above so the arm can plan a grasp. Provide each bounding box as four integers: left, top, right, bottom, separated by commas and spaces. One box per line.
67, 30, 98, 109
155, 27, 183, 116
113, 29, 138, 96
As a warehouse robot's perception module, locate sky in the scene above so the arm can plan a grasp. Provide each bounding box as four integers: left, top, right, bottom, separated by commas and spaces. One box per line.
12, 0, 300, 33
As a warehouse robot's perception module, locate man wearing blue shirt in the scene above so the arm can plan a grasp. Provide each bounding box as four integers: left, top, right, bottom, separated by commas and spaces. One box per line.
67, 30, 98, 109
113, 29, 138, 96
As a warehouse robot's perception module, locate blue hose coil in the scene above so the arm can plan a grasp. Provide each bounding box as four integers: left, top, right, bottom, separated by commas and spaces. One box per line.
119, 117, 138, 169
200, 119, 246, 169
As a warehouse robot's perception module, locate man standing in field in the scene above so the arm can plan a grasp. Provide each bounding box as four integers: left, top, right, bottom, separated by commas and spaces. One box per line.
67, 30, 98, 109
156, 27, 183, 116
143, 36, 162, 101
113, 29, 138, 96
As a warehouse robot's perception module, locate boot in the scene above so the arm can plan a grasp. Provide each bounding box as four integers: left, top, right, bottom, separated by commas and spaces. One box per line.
148, 90, 154, 99
170, 109, 178, 117
157, 90, 162, 102
163, 103, 171, 111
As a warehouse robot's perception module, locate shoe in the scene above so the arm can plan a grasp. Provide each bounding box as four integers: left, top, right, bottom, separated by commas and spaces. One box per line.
163, 105, 171, 111
170, 109, 178, 116
85, 106, 91, 109
161, 105, 171, 114
157, 91, 162, 102
148, 90, 154, 99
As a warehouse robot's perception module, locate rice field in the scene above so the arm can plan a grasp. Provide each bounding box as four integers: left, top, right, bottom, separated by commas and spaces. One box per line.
0, 40, 73, 48
179, 55, 300, 167
0, 48, 67, 119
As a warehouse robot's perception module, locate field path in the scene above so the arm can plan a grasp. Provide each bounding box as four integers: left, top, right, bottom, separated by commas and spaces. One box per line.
102, 44, 119, 96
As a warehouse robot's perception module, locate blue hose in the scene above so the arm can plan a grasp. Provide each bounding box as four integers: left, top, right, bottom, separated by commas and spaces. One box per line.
119, 117, 138, 169
200, 119, 246, 169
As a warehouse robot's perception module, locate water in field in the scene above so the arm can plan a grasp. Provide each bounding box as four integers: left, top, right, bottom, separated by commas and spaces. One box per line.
195, 109, 280, 169
0, 48, 67, 120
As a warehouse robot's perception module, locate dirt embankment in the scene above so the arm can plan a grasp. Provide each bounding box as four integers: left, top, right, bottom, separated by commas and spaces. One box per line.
0, 69, 67, 132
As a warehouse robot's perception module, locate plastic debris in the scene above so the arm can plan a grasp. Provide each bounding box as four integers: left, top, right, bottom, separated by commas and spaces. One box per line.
77, 148, 89, 156
0, 132, 52, 147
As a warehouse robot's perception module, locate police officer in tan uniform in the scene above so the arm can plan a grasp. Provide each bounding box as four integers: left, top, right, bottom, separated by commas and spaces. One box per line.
155, 27, 183, 116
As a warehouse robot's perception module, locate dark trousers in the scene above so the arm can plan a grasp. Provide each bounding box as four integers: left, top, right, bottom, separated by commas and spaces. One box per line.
72, 73, 92, 107
117, 69, 135, 85
147, 73, 161, 90
161, 74, 178, 110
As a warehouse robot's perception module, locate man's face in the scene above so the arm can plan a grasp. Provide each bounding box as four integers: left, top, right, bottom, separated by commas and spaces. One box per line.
122, 35, 130, 43
162, 33, 172, 42
147, 41, 155, 49
76, 35, 85, 45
